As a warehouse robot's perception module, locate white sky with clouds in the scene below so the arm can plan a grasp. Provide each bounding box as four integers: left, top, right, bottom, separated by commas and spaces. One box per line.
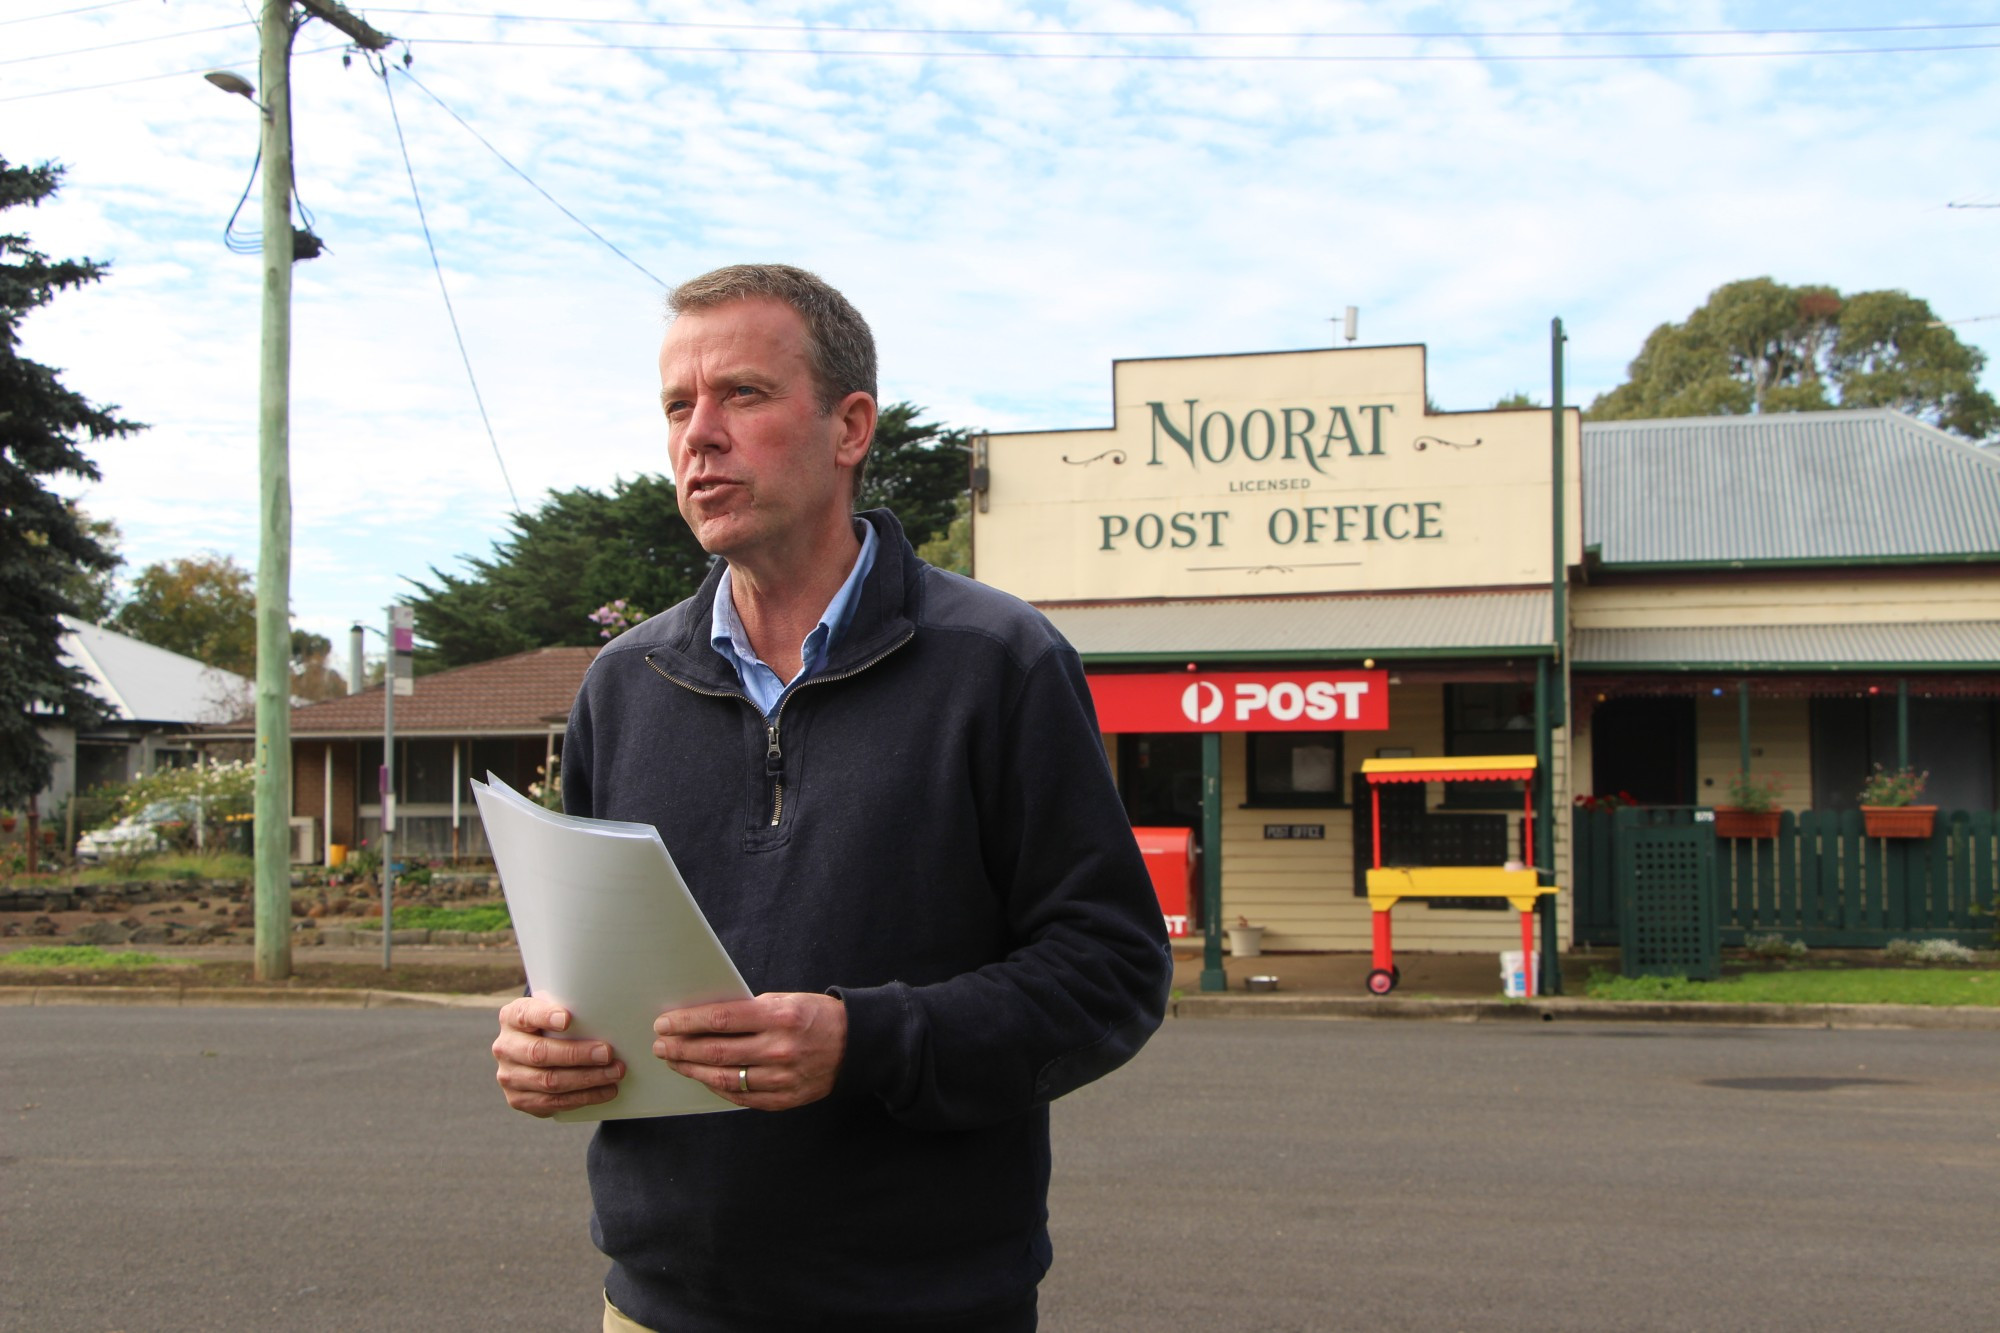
7, 0, 1999, 646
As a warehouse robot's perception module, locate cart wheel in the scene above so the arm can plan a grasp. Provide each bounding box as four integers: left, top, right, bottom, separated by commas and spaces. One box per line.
1366, 968, 1397, 996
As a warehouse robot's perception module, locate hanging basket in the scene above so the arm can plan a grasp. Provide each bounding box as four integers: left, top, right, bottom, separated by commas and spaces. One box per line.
1861, 805, 1936, 839
1713, 807, 1781, 839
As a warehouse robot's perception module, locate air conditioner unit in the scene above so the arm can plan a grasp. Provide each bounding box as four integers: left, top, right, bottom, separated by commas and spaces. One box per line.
288, 816, 317, 864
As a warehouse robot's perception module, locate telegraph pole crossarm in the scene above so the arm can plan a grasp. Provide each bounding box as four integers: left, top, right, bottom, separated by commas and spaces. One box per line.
298, 0, 393, 49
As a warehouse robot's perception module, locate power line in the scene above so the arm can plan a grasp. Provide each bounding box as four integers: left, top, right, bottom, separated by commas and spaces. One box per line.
391, 35, 2000, 64
0, 20, 251, 67
1, 0, 145, 25
0, 43, 347, 102
393, 68, 665, 288
369, 11, 2000, 42
374, 56, 521, 515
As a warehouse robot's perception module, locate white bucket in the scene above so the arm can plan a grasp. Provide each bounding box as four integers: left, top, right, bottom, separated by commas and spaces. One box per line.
1501, 950, 1541, 998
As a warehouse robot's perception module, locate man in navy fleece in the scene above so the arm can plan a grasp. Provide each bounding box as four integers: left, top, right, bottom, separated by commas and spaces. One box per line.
492, 264, 1170, 1333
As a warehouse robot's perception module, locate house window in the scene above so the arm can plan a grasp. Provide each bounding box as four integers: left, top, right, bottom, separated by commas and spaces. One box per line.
1246, 733, 1345, 807
1443, 683, 1535, 809
1809, 697, 1997, 812
358, 738, 465, 804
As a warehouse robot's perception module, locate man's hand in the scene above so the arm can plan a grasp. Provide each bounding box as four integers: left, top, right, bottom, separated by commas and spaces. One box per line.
654, 993, 847, 1111
492, 995, 625, 1118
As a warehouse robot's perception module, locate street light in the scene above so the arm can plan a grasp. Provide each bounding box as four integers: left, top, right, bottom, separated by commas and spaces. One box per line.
202, 69, 260, 103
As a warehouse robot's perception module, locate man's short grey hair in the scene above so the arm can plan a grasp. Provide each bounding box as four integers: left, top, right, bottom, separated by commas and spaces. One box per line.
668, 266, 878, 499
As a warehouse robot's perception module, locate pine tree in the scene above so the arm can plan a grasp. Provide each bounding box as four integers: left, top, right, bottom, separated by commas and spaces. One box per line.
0, 158, 140, 808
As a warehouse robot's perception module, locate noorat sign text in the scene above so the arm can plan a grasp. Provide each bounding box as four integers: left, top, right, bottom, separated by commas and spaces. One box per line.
1095, 398, 1446, 555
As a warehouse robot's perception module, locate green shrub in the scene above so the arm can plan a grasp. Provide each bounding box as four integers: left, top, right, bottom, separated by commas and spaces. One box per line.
103, 761, 255, 828
1884, 937, 1980, 965
1742, 933, 1807, 959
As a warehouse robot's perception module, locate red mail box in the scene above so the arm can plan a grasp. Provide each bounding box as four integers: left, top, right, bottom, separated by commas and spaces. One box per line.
1132, 826, 1197, 938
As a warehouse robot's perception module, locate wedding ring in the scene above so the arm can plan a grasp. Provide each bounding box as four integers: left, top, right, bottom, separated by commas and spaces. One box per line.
738, 1067, 749, 1094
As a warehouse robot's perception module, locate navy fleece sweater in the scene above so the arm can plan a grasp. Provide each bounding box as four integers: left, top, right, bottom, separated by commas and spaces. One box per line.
562, 510, 1171, 1332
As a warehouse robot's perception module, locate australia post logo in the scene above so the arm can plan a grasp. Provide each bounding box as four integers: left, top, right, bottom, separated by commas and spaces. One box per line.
1088, 670, 1389, 734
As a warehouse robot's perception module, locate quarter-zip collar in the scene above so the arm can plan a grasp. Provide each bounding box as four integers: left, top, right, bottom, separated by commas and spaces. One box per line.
635, 508, 919, 698
709, 516, 880, 719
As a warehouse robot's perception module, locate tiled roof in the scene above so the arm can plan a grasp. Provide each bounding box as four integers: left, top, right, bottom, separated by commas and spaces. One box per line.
1582, 409, 2000, 567
205, 645, 598, 737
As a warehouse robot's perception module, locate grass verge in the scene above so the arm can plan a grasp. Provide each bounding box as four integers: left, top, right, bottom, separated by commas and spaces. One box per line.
70, 852, 257, 884
0, 957, 526, 994
1587, 967, 1998, 1007
342, 904, 511, 933
5, 945, 169, 968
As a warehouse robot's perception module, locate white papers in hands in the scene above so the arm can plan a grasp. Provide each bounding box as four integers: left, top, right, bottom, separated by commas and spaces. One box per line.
472, 773, 750, 1122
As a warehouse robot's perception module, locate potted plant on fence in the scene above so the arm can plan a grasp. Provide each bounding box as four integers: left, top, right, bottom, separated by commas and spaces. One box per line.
1858, 765, 1934, 838
1715, 772, 1785, 838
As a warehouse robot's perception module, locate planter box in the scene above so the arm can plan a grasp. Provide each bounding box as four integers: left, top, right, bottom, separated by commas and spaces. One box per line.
1713, 808, 1781, 839
1861, 805, 1936, 838
1226, 925, 1265, 957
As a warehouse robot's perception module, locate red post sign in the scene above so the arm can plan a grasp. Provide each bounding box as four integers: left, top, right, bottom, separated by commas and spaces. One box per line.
1087, 670, 1389, 733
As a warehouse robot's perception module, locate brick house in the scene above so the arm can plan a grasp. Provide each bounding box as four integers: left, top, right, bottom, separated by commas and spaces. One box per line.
202, 645, 597, 862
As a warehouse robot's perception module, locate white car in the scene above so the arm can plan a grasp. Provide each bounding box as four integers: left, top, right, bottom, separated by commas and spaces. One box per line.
74, 799, 200, 863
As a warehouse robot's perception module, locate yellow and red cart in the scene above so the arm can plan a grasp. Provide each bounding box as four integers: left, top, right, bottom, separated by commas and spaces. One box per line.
1359, 755, 1559, 996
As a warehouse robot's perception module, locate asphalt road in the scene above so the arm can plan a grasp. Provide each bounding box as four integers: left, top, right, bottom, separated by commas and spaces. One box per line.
3, 1008, 1995, 1332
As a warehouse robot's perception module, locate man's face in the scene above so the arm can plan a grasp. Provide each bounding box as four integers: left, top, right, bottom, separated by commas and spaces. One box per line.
659, 297, 869, 565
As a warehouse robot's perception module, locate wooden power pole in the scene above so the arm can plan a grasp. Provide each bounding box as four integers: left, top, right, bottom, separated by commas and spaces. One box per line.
250, 0, 391, 981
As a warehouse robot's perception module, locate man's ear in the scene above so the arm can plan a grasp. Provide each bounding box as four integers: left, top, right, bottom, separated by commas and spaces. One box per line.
833, 391, 877, 468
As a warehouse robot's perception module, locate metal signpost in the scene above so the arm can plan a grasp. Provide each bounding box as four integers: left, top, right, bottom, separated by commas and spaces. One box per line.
381, 604, 414, 968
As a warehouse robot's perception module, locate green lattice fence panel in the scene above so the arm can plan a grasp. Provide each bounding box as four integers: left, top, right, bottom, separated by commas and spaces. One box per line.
1615, 811, 1718, 979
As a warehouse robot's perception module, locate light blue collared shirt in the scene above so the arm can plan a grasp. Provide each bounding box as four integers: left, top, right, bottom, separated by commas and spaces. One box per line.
709, 519, 879, 719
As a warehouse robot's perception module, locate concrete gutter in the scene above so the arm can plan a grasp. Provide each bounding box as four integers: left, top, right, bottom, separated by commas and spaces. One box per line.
1170, 993, 2000, 1030
5, 984, 1995, 1030
0, 986, 510, 1011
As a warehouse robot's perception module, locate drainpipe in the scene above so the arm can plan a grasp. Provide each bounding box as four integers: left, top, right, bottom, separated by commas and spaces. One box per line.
1538, 318, 1568, 995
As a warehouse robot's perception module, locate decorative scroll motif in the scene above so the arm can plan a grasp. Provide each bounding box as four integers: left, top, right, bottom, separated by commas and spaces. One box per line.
1185, 560, 1363, 575
1412, 435, 1482, 451
1060, 449, 1127, 466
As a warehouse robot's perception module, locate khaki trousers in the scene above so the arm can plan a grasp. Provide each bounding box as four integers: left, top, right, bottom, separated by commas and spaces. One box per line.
603, 1292, 653, 1332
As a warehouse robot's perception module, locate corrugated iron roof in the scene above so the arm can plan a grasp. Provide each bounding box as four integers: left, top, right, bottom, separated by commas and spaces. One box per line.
1041, 589, 1553, 659
1582, 409, 2000, 566
60, 616, 250, 725
1574, 621, 2000, 668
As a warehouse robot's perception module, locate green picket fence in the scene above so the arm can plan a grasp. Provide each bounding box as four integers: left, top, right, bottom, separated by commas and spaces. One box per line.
1573, 807, 1999, 949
